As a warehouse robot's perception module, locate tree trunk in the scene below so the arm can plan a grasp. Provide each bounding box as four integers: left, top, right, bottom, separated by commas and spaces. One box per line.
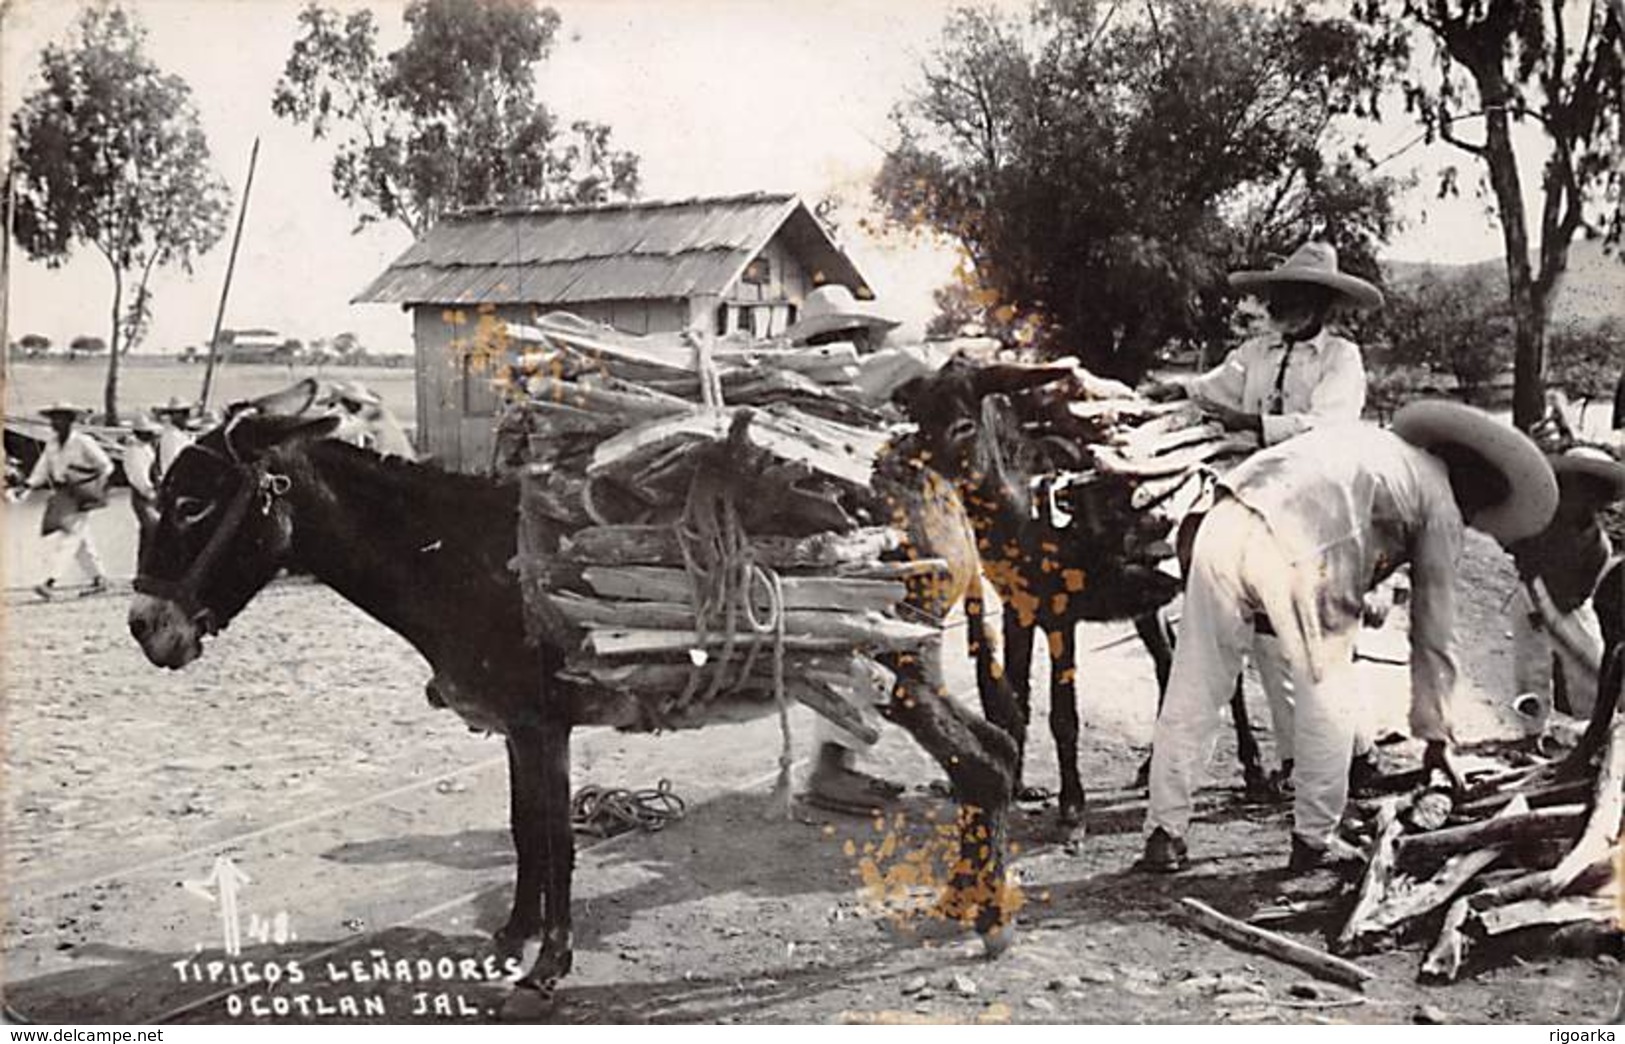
104, 264, 123, 425
1474, 62, 1546, 430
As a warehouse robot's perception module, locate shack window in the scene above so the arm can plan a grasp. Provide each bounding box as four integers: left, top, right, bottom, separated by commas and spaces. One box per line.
742, 257, 771, 285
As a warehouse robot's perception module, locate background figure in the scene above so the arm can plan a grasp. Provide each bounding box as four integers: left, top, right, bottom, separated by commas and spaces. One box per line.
785, 284, 906, 814
1144, 241, 1382, 791
123, 414, 163, 565
11, 403, 116, 600
1140, 405, 1557, 875
1508, 447, 1625, 723
151, 398, 196, 475
322, 380, 415, 459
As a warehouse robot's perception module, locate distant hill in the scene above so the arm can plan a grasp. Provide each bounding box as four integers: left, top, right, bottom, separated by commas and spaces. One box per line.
1382, 239, 1625, 329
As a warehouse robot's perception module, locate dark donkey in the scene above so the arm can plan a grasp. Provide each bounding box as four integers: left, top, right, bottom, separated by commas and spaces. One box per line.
127, 410, 1023, 1002
895, 357, 1265, 832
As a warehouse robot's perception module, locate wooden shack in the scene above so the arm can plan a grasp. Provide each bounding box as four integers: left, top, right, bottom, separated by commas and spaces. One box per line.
354, 193, 874, 473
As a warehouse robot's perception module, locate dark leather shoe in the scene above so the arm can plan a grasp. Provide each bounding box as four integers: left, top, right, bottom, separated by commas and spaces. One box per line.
1138, 827, 1189, 873
1287, 833, 1364, 874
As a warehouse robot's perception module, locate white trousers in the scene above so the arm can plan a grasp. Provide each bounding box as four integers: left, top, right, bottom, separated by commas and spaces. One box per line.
1148, 500, 1362, 846
1512, 587, 1602, 721
45, 513, 106, 584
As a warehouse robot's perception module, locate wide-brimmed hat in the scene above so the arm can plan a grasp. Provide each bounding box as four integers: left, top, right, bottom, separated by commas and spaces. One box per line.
38, 401, 88, 419
1551, 446, 1625, 504
1392, 400, 1557, 544
1229, 242, 1384, 311
130, 414, 161, 437
783, 284, 900, 346
152, 396, 194, 417
321, 380, 382, 408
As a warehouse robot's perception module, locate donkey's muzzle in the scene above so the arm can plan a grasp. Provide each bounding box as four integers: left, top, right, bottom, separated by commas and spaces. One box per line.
128, 594, 204, 669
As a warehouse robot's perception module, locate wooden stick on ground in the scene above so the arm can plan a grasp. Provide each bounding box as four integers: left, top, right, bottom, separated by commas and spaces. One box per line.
1179, 898, 1375, 991
1336, 799, 1404, 954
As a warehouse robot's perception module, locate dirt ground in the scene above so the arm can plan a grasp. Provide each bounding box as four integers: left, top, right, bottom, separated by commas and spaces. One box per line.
2, 532, 1620, 1025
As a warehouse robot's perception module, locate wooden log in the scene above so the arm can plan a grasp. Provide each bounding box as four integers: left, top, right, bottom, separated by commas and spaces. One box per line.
1091, 433, 1259, 478
581, 623, 938, 658
1548, 702, 1625, 891
1454, 778, 1592, 817
511, 398, 624, 438
1122, 421, 1226, 461
579, 566, 907, 612
1478, 895, 1618, 936
552, 594, 941, 650
1419, 852, 1617, 983
1178, 898, 1375, 990
1395, 805, 1587, 871
559, 524, 900, 569
525, 375, 691, 422
1558, 641, 1624, 781
1336, 800, 1406, 954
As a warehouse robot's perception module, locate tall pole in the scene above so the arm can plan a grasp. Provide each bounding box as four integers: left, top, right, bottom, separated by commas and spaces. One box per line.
1, 161, 15, 389
199, 136, 260, 412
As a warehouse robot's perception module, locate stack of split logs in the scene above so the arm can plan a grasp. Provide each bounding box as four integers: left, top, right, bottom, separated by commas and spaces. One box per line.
1332, 638, 1624, 981
1011, 390, 1261, 572
498, 313, 944, 739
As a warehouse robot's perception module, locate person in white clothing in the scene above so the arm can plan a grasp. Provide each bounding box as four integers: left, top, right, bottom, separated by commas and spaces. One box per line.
322, 381, 416, 460
785, 285, 906, 813
151, 398, 196, 475
1139, 403, 1558, 874
1145, 241, 1382, 791
123, 414, 163, 564
10, 403, 116, 599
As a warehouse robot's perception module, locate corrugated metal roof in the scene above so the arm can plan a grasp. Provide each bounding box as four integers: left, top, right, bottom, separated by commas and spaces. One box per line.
355, 193, 867, 306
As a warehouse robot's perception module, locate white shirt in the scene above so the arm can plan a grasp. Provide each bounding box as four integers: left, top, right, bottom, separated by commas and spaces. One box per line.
1222, 424, 1463, 742
157, 425, 193, 475
1185, 328, 1367, 446
28, 430, 114, 489
124, 440, 160, 499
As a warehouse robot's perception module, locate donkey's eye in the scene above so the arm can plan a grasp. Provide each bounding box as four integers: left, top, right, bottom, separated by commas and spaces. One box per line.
174, 496, 217, 526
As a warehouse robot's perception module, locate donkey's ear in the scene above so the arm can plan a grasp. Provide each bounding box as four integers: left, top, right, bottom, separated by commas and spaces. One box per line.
247, 378, 321, 417
225, 413, 341, 462
969, 363, 1075, 400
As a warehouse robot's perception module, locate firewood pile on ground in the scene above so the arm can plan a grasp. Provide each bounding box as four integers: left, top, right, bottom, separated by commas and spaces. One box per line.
1326, 641, 1624, 983
493, 313, 954, 740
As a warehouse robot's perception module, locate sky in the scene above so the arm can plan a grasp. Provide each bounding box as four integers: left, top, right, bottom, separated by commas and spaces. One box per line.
0, 0, 1544, 356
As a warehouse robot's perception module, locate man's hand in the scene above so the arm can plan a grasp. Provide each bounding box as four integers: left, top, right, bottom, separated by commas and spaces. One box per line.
5, 486, 27, 504
1140, 379, 1187, 403
1202, 402, 1264, 436
1422, 740, 1465, 795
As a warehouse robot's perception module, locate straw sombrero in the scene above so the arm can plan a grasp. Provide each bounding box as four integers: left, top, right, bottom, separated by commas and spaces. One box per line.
38, 401, 89, 419
321, 380, 382, 408
153, 397, 194, 417
130, 414, 161, 436
1229, 242, 1384, 311
1551, 446, 1625, 504
1391, 400, 1557, 544
783, 284, 900, 346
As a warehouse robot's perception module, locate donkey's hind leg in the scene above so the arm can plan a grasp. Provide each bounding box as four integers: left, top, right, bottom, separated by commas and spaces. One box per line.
1228, 675, 1271, 801
508, 716, 576, 1004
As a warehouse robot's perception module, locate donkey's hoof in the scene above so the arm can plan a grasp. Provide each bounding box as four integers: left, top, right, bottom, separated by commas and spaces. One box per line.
979, 920, 1017, 958
492, 926, 537, 965
499, 983, 557, 1021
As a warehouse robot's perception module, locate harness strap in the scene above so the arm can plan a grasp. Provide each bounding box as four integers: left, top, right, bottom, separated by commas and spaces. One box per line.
133, 462, 283, 621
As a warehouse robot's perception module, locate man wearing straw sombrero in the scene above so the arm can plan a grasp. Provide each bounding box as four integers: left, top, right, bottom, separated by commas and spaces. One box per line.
1146, 242, 1387, 797
8, 402, 116, 599
1139, 402, 1559, 874
151, 397, 197, 476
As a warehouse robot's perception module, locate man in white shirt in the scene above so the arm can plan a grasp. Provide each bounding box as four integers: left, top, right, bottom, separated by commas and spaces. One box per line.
11, 403, 116, 599
152, 398, 196, 475
1139, 403, 1558, 873
1145, 242, 1382, 793
123, 413, 166, 566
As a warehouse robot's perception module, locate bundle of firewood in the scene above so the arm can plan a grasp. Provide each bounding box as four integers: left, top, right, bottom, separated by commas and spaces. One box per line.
497, 314, 945, 738
1333, 642, 1623, 981
1007, 388, 1261, 572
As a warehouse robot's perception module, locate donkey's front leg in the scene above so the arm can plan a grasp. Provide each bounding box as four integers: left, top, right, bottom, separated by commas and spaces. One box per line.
494, 734, 544, 961
1002, 613, 1044, 801
1047, 625, 1086, 833
515, 717, 575, 996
